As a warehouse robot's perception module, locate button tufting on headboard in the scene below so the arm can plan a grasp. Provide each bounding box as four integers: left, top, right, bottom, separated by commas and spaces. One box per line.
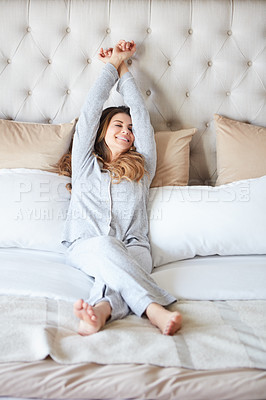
0, 0, 265, 186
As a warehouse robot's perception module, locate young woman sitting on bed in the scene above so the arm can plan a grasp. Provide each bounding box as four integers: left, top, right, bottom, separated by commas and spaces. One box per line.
59, 39, 182, 336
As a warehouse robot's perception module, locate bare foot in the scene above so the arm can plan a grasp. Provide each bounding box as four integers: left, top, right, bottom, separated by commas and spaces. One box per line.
73, 299, 111, 336
146, 303, 182, 335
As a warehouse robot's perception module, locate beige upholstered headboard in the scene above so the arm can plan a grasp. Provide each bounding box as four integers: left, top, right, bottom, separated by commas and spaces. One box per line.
0, 0, 265, 185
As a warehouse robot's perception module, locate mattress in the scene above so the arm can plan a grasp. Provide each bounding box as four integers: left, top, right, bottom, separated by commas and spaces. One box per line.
1, 357, 266, 400
1, 247, 265, 301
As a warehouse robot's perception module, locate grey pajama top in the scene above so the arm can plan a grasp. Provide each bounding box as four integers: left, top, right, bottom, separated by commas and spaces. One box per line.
62, 63, 156, 250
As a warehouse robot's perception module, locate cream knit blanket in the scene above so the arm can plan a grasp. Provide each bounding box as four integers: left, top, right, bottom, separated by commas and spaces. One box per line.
0, 295, 265, 370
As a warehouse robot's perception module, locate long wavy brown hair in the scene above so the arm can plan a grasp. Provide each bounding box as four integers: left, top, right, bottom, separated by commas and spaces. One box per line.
56, 106, 147, 193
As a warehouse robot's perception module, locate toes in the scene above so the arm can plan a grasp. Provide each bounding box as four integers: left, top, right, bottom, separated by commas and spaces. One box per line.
74, 299, 84, 311
164, 321, 175, 335
86, 305, 93, 315
163, 320, 172, 335
74, 302, 98, 323
73, 298, 102, 329
163, 314, 182, 335
87, 305, 97, 321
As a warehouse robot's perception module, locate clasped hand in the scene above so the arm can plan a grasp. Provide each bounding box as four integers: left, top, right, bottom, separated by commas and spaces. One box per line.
98, 40, 136, 68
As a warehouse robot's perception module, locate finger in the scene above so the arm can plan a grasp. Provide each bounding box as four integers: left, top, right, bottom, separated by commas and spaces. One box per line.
117, 41, 124, 50
130, 41, 135, 50
130, 43, 137, 53
119, 40, 126, 51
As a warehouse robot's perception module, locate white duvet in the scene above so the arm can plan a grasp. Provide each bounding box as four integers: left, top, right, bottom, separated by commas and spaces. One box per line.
1, 247, 266, 301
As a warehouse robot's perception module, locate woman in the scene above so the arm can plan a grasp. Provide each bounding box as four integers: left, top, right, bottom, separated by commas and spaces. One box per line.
61, 40, 182, 336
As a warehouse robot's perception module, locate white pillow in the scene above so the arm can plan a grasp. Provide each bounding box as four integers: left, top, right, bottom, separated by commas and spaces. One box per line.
148, 175, 266, 267
0, 169, 70, 253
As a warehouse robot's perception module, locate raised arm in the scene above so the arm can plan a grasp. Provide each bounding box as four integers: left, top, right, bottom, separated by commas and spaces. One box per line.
71, 63, 119, 182
116, 65, 156, 179
72, 41, 137, 182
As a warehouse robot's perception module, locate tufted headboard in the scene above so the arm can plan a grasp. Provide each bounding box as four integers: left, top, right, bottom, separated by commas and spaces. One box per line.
0, 0, 265, 185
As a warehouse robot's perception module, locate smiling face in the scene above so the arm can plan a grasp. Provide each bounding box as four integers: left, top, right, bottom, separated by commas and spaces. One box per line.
104, 113, 134, 161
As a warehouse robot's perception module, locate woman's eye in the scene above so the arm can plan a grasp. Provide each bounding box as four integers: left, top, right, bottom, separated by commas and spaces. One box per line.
114, 124, 132, 132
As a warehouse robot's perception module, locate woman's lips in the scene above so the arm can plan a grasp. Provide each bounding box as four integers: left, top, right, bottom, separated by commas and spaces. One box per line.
116, 136, 129, 142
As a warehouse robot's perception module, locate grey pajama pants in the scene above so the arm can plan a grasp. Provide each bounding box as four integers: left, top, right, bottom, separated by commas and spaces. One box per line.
66, 236, 176, 321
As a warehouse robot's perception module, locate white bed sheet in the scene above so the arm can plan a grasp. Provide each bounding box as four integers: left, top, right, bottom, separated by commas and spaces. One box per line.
153, 254, 266, 300
0, 247, 92, 301
1, 247, 265, 301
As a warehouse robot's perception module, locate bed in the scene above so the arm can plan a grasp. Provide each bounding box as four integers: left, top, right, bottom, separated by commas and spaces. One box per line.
0, 0, 266, 399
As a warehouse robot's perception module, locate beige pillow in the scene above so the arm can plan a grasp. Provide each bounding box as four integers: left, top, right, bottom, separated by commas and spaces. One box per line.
151, 128, 196, 188
0, 118, 76, 172
214, 114, 266, 186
